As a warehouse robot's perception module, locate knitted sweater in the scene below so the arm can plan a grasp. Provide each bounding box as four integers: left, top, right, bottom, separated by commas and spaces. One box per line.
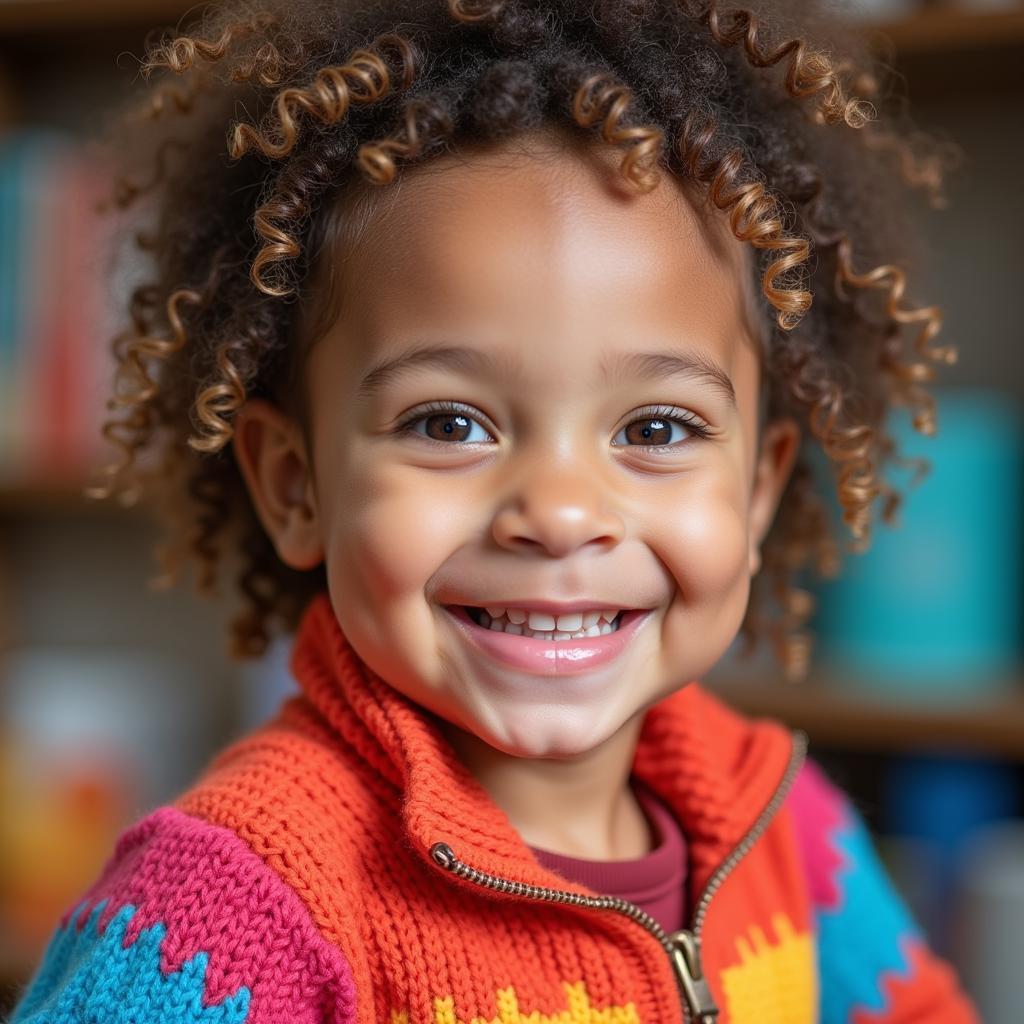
9, 592, 978, 1024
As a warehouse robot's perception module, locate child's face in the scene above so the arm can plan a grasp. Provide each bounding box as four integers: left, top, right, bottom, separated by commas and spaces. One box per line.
235, 130, 799, 760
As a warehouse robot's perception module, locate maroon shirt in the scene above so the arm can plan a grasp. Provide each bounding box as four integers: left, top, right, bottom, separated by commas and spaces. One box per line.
529, 777, 687, 933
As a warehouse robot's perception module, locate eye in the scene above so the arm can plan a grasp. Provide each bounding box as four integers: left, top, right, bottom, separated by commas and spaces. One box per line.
611, 405, 711, 449
396, 401, 495, 445
395, 401, 712, 449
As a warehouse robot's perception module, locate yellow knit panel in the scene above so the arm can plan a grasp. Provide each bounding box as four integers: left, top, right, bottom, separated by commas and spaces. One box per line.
719, 913, 815, 1024
391, 981, 640, 1024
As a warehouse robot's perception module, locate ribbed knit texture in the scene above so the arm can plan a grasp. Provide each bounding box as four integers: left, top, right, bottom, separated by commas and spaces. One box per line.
10, 807, 356, 1022
10, 591, 980, 1024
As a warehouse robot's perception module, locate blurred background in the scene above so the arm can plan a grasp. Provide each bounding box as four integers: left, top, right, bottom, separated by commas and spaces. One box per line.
0, 0, 1023, 1020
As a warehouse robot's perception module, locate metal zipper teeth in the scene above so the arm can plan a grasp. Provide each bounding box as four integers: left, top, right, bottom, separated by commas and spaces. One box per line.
690, 727, 808, 936
429, 728, 808, 1013
431, 841, 673, 936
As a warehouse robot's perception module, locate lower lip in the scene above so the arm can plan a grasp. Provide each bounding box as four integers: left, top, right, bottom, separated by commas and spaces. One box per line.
443, 605, 652, 677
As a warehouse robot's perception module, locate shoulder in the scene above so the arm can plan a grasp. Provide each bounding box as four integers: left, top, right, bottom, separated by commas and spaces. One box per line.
168, 701, 382, 1002
784, 757, 979, 1023
785, 756, 861, 908
10, 804, 357, 1024
786, 757, 918, 936
172, 697, 373, 836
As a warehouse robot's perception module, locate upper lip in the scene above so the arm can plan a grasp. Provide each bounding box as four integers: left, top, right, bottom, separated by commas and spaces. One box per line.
444, 599, 641, 614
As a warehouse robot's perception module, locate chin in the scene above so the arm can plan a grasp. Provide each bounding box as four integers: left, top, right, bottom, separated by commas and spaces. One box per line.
477, 710, 622, 761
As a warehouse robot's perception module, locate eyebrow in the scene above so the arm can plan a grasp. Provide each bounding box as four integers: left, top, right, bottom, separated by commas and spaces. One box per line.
599, 349, 737, 409
357, 344, 517, 401
356, 342, 736, 408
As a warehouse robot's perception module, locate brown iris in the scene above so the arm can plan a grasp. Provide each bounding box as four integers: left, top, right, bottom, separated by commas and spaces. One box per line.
623, 417, 672, 446
423, 413, 473, 442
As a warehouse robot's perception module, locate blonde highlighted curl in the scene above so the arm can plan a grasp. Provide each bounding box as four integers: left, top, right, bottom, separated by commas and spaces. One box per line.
88, 0, 959, 676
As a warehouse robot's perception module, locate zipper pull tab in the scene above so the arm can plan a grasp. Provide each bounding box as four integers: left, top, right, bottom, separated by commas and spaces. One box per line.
667, 929, 719, 1023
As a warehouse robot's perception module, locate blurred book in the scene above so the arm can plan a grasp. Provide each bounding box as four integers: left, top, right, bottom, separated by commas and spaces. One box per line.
813, 388, 1023, 700
0, 130, 120, 488
955, 820, 1024, 1024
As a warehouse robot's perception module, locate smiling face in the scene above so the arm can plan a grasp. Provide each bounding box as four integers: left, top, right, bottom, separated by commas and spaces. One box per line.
234, 129, 799, 762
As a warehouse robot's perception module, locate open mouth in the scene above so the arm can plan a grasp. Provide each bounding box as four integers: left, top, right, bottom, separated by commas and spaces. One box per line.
459, 606, 624, 641
443, 604, 651, 676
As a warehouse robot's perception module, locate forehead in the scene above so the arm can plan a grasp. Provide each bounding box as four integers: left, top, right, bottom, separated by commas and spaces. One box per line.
314, 129, 764, 401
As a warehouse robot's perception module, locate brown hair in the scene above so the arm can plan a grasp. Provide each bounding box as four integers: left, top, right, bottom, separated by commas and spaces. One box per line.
88, 0, 959, 679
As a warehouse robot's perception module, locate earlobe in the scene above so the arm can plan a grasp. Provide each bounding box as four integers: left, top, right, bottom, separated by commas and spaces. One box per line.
749, 546, 762, 577
748, 417, 801, 577
232, 399, 325, 571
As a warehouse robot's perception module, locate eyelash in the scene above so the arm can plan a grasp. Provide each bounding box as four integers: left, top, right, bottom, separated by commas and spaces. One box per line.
394, 400, 713, 450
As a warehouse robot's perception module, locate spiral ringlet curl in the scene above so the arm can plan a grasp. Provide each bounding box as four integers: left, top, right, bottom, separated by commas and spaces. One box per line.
141, 11, 280, 77
739, 117, 958, 666
571, 72, 664, 193
228, 34, 417, 163
695, 2, 877, 129
86, 0, 959, 673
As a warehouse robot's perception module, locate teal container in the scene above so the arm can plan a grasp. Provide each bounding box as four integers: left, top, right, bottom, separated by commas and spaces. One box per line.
813, 389, 1023, 698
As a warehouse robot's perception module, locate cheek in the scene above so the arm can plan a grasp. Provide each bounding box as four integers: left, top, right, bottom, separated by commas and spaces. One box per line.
324, 462, 470, 607
652, 476, 753, 678
318, 461, 475, 706
654, 473, 751, 601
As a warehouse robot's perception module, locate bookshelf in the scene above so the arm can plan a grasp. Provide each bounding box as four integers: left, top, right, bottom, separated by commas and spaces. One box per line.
1, 1, 1022, 1012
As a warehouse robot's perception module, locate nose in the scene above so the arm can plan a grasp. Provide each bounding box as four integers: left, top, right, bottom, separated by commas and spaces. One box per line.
490, 466, 626, 557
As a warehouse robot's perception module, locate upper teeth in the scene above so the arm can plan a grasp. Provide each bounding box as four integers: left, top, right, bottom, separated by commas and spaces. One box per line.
483, 607, 621, 632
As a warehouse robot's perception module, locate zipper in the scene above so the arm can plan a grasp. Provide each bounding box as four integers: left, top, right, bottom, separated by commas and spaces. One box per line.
428, 728, 808, 1024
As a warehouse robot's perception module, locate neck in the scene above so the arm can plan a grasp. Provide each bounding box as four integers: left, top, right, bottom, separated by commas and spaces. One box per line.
437, 712, 653, 861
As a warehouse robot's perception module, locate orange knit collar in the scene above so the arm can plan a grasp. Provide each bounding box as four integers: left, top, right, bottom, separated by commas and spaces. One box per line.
289, 591, 795, 900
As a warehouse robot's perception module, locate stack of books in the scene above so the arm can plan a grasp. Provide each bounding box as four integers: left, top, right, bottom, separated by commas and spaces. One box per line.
0, 131, 120, 488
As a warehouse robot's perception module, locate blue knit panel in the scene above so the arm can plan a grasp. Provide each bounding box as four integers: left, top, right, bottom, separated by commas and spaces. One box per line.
10, 899, 251, 1023
816, 806, 922, 1023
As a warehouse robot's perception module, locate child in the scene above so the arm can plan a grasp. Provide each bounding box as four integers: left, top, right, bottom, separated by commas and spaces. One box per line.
9, 0, 978, 1021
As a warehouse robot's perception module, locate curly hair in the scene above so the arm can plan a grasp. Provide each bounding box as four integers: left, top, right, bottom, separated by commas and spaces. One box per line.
86, 0, 959, 680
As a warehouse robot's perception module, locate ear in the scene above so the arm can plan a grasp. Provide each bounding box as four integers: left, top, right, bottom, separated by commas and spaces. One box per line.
747, 417, 801, 577
231, 398, 325, 571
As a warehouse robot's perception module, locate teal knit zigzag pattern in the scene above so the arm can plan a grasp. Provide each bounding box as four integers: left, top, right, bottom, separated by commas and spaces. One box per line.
10, 898, 252, 1023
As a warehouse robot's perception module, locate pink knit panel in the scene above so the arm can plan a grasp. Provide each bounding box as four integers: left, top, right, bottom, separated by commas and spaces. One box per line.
62, 806, 357, 1024
786, 757, 849, 912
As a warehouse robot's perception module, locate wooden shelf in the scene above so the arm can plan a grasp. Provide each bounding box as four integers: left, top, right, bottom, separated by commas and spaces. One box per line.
714, 674, 1024, 760
867, 7, 1024, 56
0, 479, 147, 517
0, 1, 1021, 54
0, 0, 191, 33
